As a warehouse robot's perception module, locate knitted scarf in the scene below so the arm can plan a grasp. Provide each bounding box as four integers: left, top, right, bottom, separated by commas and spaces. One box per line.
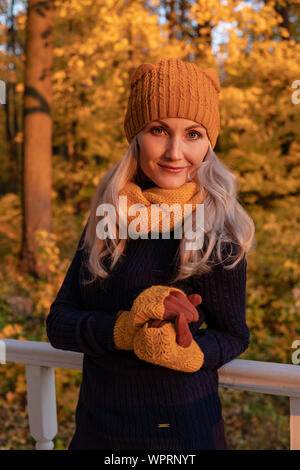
117, 181, 206, 237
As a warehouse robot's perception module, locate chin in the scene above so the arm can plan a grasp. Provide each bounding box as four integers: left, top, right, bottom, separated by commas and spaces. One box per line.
155, 177, 187, 189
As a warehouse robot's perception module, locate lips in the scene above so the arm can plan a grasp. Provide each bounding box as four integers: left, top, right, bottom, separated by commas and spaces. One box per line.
158, 164, 186, 170
157, 163, 187, 174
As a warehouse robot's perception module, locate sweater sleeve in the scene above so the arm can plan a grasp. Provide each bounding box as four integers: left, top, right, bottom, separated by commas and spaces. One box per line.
46, 223, 117, 356
191, 246, 250, 371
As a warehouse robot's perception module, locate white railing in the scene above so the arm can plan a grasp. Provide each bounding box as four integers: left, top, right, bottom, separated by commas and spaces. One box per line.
1, 338, 300, 450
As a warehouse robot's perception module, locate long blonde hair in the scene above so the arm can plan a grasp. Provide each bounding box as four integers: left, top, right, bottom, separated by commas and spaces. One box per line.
80, 136, 256, 285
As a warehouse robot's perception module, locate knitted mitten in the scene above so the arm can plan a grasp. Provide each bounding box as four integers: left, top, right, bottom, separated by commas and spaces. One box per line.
113, 308, 136, 350
133, 321, 204, 373
113, 285, 198, 350
147, 312, 193, 348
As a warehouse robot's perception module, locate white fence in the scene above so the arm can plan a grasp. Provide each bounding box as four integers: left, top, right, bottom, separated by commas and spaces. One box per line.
1, 338, 300, 450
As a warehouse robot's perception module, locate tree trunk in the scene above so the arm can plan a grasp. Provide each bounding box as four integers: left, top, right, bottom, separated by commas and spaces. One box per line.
19, 0, 54, 277
4, 0, 19, 194
275, 1, 291, 39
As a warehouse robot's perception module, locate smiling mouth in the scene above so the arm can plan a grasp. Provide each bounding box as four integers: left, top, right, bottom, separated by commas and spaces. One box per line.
158, 163, 187, 171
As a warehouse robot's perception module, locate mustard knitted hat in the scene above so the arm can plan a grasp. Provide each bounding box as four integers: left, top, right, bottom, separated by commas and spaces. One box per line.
123, 57, 221, 149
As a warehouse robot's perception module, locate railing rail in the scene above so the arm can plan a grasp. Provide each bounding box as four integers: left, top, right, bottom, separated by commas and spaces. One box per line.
1, 338, 300, 450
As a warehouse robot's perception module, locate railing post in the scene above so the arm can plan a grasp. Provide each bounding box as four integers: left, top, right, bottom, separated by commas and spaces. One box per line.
25, 365, 58, 450
290, 397, 300, 450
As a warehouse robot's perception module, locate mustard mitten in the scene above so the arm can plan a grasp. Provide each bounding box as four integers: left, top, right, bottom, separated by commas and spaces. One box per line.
133, 321, 204, 373
113, 285, 186, 350
113, 309, 136, 350
131, 285, 186, 325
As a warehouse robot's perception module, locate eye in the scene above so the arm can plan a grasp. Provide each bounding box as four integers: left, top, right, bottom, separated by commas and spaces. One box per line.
149, 126, 203, 140
150, 126, 165, 135
188, 130, 202, 139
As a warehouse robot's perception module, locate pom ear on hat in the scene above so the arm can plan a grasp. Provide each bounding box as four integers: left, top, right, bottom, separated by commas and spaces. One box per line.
130, 63, 155, 88
202, 68, 221, 94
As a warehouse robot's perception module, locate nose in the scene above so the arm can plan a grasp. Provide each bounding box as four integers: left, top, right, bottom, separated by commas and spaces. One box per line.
163, 135, 185, 162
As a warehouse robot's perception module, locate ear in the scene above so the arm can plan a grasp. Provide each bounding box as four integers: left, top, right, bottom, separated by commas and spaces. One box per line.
130, 63, 155, 88
202, 68, 221, 93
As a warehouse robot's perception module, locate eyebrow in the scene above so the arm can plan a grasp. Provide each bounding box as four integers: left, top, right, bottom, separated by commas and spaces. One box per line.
150, 120, 204, 131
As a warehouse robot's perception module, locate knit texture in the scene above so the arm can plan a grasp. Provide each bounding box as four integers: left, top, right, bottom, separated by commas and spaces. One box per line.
46, 224, 249, 450
113, 285, 185, 350
133, 321, 204, 373
118, 180, 206, 237
113, 285, 204, 370
123, 58, 221, 149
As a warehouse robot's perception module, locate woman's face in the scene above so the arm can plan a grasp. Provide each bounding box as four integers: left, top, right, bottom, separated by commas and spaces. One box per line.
136, 117, 210, 189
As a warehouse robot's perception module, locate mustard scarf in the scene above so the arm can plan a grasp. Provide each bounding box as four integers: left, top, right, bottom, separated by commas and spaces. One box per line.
117, 181, 206, 237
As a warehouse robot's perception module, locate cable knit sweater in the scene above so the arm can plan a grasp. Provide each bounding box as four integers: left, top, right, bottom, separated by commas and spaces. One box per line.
46, 223, 250, 450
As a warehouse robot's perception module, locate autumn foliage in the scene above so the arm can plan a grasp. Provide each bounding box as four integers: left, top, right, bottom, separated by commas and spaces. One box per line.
0, 0, 300, 450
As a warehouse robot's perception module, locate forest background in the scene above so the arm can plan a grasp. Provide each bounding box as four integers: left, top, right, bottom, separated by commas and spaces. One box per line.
0, 0, 300, 450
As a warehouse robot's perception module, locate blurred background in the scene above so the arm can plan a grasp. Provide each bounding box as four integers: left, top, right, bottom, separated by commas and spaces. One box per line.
0, 0, 300, 450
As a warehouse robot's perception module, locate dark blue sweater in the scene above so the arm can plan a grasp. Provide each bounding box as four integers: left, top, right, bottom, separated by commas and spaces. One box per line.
46, 223, 250, 450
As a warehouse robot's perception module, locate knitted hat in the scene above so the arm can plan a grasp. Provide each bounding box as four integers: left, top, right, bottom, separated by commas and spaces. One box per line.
123, 57, 221, 149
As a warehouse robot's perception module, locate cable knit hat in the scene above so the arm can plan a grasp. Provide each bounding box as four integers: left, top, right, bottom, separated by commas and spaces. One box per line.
123, 57, 221, 149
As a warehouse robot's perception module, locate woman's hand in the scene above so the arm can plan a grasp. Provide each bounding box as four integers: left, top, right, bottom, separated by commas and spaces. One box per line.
147, 291, 202, 347
113, 286, 202, 351
163, 291, 201, 322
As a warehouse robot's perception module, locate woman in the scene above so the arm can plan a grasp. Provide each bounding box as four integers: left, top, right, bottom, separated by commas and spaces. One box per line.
46, 57, 256, 450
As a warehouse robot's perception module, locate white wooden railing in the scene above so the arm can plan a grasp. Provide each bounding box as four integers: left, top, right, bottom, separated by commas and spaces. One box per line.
1, 338, 300, 450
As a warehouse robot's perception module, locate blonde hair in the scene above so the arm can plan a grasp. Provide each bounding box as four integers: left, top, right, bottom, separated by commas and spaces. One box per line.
80, 136, 256, 285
